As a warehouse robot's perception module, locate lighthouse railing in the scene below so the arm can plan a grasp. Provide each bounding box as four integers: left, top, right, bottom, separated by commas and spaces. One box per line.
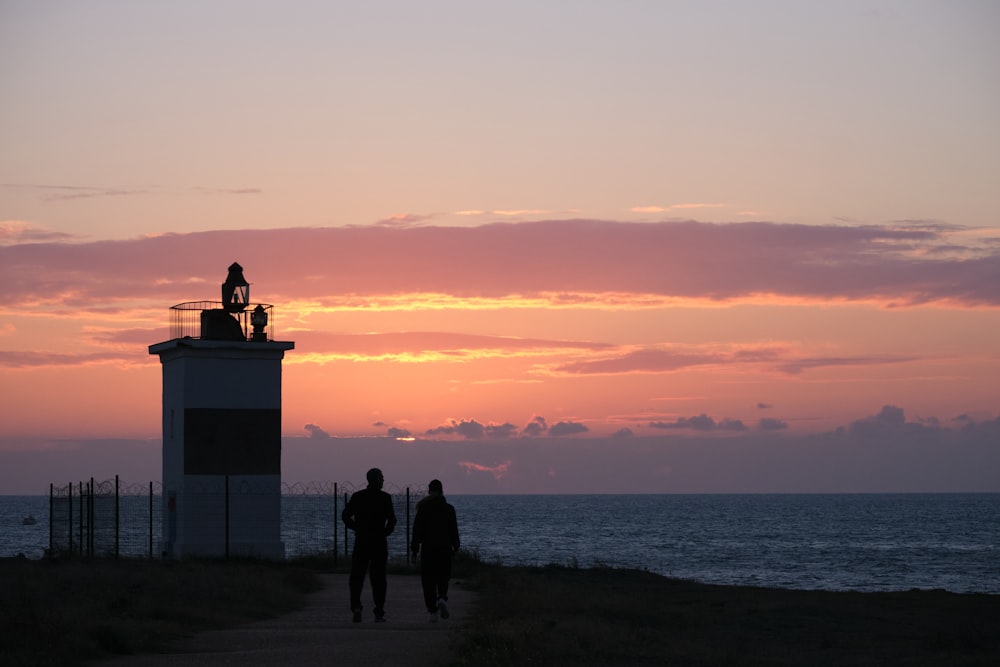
168, 301, 277, 342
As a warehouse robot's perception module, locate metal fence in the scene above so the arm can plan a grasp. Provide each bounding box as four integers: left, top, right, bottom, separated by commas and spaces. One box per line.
50, 477, 160, 559
48, 478, 427, 562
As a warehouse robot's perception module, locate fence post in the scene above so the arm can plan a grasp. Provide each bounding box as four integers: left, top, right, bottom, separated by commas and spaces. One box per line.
149, 481, 154, 560
48, 483, 53, 557
68, 481, 73, 555
115, 475, 120, 560
225, 475, 230, 559
89, 478, 95, 558
82, 481, 85, 556
78, 481, 83, 556
333, 482, 338, 567
343, 492, 349, 559
87, 477, 97, 558
83, 480, 87, 557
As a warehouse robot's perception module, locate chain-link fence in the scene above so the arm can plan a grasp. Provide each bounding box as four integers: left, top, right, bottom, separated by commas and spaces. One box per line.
50, 478, 161, 559
48, 478, 427, 562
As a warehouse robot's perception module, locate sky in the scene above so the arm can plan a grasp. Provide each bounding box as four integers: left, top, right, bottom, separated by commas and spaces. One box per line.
1, 1, 998, 494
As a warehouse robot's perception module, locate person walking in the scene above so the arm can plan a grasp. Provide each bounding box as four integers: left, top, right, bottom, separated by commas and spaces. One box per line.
410, 479, 461, 622
342, 467, 397, 622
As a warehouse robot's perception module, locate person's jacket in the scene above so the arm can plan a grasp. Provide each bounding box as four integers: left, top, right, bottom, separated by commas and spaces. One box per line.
342, 487, 397, 540
410, 493, 460, 553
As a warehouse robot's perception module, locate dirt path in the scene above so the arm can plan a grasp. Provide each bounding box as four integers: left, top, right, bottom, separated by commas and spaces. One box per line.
94, 573, 476, 667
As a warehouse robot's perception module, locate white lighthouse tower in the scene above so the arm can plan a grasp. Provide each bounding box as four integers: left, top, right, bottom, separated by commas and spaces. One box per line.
149, 263, 294, 559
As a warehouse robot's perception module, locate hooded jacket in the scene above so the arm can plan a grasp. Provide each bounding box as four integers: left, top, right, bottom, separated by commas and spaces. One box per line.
410, 493, 460, 553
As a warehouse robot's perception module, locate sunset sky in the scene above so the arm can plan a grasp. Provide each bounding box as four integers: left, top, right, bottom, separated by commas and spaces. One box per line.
2, 1, 998, 494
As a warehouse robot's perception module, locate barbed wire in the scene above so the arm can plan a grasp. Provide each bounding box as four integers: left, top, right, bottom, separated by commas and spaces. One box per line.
49, 480, 164, 497
50, 479, 428, 497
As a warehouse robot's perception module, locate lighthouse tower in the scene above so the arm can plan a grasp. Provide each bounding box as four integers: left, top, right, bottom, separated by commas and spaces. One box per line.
149, 263, 294, 559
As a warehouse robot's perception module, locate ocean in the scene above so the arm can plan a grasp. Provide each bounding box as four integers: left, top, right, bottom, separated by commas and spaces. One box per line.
3, 493, 997, 594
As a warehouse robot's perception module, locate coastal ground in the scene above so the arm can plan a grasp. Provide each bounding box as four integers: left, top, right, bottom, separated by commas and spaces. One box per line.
91, 573, 474, 667
2, 556, 998, 666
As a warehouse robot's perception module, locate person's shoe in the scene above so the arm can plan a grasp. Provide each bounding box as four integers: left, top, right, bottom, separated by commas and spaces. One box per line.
374, 608, 386, 622
437, 598, 450, 620
351, 609, 362, 623
428, 610, 438, 623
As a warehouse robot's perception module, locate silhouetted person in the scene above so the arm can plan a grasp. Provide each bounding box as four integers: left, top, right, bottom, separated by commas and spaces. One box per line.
342, 467, 397, 622
410, 479, 460, 622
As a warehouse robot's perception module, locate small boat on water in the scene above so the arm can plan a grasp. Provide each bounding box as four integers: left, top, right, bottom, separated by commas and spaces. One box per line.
23, 515, 37, 525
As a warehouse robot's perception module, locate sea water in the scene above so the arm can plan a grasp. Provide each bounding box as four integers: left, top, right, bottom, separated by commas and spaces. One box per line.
453, 494, 1000, 593
3, 493, 997, 594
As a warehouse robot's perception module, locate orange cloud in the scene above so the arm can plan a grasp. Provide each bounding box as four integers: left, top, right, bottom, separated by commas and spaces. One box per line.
3, 220, 995, 311
457, 460, 512, 479
2, 219, 997, 443
547, 344, 920, 377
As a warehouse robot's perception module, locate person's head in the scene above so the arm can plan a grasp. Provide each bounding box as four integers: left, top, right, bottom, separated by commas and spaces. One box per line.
366, 468, 384, 489
428, 479, 443, 496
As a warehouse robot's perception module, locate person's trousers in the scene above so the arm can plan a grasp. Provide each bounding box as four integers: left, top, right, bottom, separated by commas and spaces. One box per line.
349, 537, 388, 612
420, 546, 453, 612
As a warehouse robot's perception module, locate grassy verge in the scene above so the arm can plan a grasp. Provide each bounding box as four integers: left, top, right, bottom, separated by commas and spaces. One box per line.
3, 553, 998, 667
0, 555, 321, 667
450, 559, 1000, 666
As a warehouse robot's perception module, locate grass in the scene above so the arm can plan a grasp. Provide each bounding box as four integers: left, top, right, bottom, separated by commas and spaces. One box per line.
0, 555, 321, 666
450, 559, 1000, 666
2, 552, 998, 666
